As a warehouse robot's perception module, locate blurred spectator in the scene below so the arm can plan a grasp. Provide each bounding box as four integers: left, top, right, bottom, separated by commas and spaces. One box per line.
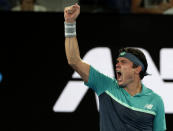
12, 0, 47, 12
79, 0, 104, 12
104, 0, 131, 13
0, 0, 10, 10
79, 0, 131, 13
131, 0, 173, 14
8, 0, 17, 8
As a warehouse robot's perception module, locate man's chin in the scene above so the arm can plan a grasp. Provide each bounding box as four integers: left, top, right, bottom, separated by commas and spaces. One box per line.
118, 82, 126, 88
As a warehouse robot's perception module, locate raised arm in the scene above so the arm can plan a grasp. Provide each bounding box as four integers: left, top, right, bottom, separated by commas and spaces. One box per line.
64, 3, 90, 82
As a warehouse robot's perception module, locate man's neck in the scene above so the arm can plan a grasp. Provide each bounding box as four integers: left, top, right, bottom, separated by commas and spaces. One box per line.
124, 80, 142, 96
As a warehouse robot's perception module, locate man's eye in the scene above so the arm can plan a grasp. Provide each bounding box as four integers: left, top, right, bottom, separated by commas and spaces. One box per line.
122, 61, 127, 63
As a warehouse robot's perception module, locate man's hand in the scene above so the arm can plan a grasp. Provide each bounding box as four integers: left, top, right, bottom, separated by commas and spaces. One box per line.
64, 3, 80, 23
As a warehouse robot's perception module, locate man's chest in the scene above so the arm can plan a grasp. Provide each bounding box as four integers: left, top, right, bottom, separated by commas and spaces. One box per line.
99, 93, 155, 130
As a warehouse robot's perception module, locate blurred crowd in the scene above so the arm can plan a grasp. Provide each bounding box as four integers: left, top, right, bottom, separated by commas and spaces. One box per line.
79, 0, 173, 14
0, 0, 47, 11
0, 0, 173, 14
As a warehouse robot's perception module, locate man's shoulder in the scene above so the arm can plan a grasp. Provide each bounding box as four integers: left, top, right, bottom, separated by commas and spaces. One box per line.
152, 92, 164, 104
144, 85, 164, 103
90, 65, 116, 81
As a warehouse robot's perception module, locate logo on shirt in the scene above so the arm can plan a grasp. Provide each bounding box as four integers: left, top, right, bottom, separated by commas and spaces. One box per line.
144, 104, 153, 110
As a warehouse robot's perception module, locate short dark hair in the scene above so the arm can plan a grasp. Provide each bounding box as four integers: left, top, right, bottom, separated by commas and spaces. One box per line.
119, 47, 148, 79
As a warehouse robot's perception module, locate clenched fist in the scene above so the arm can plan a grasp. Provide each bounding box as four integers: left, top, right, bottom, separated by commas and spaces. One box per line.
64, 3, 80, 23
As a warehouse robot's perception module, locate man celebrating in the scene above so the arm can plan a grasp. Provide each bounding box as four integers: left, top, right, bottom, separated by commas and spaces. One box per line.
64, 3, 166, 131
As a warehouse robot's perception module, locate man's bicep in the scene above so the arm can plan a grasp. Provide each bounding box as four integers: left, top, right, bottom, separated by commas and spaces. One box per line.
74, 60, 90, 83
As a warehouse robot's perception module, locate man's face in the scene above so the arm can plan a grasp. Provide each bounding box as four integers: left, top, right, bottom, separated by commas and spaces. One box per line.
116, 57, 136, 87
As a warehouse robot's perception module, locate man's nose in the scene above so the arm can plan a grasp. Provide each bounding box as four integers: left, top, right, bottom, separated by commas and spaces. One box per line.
116, 62, 121, 68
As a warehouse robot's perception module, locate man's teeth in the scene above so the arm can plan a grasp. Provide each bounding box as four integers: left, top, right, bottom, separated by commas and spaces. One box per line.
117, 71, 120, 73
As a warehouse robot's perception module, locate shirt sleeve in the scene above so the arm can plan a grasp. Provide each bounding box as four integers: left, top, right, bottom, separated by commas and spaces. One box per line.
84, 65, 118, 96
153, 96, 166, 131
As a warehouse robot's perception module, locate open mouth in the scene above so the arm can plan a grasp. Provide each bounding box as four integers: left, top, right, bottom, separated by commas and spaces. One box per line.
116, 71, 122, 81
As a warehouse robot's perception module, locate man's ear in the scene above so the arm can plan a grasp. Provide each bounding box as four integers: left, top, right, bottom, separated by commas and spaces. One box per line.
135, 66, 142, 74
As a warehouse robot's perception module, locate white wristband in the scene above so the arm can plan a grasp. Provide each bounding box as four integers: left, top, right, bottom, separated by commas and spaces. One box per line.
64, 22, 76, 37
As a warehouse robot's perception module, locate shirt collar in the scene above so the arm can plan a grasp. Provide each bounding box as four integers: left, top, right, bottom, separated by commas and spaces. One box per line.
121, 83, 151, 97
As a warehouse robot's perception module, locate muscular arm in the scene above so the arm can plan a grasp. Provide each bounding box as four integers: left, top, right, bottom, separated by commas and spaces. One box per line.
64, 4, 90, 82
65, 37, 90, 82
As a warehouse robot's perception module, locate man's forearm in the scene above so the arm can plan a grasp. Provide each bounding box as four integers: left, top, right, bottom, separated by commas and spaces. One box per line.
65, 37, 81, 66
64, 4, 90, 82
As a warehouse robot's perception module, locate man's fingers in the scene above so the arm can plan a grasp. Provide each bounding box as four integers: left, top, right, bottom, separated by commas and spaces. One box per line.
73, 3, 80, 10
64, 3, 79, 12
75, 3, 80, 9
64, 3, 80, 23
67, 10, 73, 14
65, 7, 74, 14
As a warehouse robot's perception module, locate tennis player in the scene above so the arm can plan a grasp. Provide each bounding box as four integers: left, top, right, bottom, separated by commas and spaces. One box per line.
64, 3, 166, 131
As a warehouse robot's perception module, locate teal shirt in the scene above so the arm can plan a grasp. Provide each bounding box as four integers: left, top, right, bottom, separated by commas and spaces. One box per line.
85, 66, 166, 131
